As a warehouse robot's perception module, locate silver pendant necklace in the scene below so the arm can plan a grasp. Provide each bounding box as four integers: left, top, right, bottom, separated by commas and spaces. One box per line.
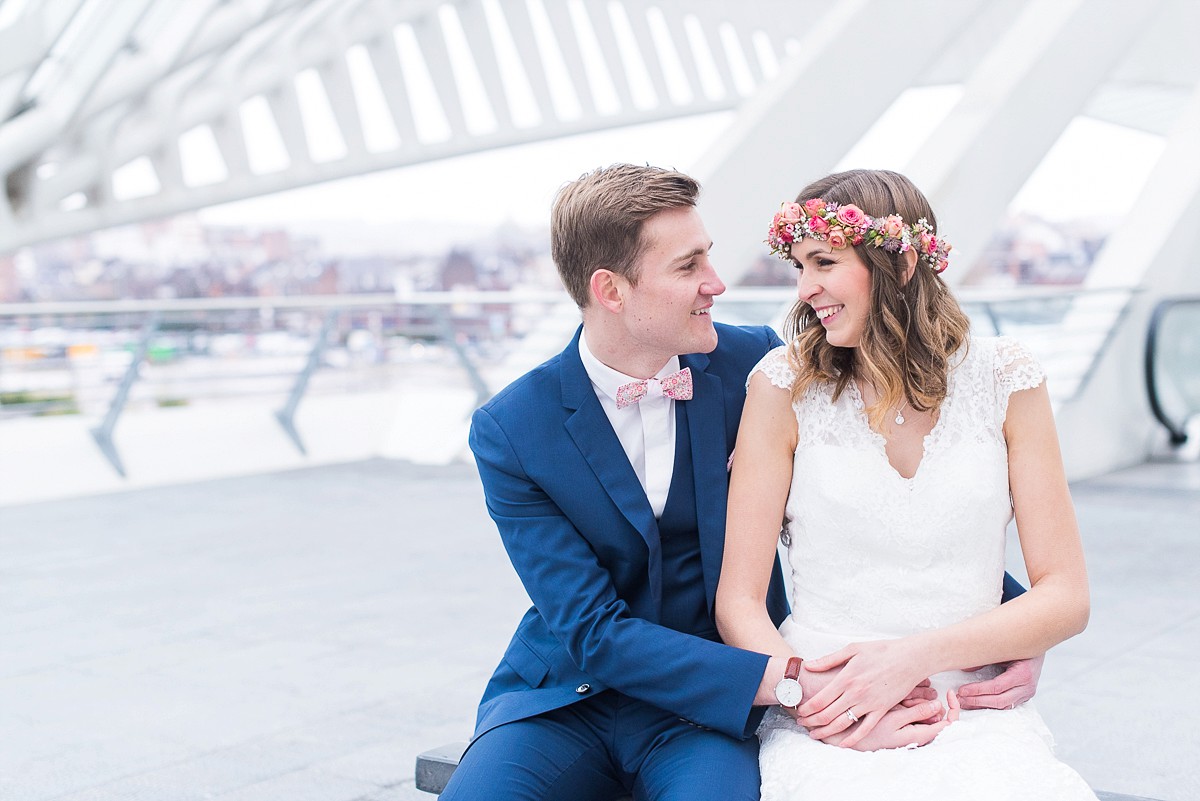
894, 400, 907, 426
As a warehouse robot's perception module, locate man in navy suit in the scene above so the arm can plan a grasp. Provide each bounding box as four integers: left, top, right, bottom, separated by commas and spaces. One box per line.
441, 164, 1041, 800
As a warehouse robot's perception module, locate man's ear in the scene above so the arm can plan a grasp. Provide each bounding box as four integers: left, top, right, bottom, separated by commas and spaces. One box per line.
900, 248, 918, 286
590, 269, 626, 313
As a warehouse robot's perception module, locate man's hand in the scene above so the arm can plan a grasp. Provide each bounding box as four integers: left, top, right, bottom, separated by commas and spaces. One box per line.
956, 654, 1045, 710
820, 691, 960, 751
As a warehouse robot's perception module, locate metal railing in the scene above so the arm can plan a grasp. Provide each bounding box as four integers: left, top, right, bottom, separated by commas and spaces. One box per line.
1145, 296, 1200, 445
0, 291, 568, 474
957, 285, 1139, 403
0, 285, 1140, 475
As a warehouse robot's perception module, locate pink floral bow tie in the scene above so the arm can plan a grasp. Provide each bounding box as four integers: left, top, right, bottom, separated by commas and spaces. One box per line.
615, 367, 693, 409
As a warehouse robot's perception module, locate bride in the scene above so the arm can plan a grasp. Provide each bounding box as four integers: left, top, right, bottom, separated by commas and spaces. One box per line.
715, 169, 1097, 799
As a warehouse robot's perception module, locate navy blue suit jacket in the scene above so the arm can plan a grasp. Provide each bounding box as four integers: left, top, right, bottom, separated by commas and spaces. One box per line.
468, 323, 790, 742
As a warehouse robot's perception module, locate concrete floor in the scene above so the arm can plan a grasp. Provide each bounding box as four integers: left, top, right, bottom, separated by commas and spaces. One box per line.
1, 457, 1196, 801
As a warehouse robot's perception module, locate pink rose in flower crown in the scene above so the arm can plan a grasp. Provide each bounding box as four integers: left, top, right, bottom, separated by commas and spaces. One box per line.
881, 215, 906, 239
920, 232, 935, 254
808, 216, 830, 236
778, 202, 803, 224
827, 230, 849, 249
836, 204, 867, 228
768, 216, 791, 248
802, 198, 826, 217
935, 259, 949, 274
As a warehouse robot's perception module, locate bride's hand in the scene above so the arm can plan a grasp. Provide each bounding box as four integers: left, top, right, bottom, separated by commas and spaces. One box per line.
795, 639, 934, 747
819, 690, 960, 751
778, 665, 936, 727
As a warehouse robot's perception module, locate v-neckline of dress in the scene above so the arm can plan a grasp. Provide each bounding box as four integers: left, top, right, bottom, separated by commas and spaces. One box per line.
847, 379, 947, 483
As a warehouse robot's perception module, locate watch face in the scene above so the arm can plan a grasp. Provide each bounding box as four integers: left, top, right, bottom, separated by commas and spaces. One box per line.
775, 678, 803, 708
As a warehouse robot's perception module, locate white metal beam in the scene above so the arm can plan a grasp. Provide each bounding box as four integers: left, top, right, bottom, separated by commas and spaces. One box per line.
0, 0, 156, 177
906, 0, 1168, 282
3, 0, 1198, 259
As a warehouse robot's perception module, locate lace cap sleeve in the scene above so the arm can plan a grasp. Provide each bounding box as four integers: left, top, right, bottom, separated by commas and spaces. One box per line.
747, 345, 796, 392
994, 336, 1045, 397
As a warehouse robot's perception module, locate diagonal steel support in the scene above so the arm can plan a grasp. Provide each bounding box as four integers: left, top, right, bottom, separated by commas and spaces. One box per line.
275, 309, 337, 455
90, 311, 160, 477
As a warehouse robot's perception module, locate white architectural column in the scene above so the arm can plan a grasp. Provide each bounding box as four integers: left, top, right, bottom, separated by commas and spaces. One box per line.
1054, 77, 1200, 479
905, 0, 1167, 282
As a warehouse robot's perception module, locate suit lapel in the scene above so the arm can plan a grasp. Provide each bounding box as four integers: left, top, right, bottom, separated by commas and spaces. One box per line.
560, 328, 663, 610
681, 351, 730, 613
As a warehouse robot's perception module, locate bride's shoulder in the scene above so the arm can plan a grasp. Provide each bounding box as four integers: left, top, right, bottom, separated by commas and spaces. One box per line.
747, 344, 798, 392
965, 336, 1045, 395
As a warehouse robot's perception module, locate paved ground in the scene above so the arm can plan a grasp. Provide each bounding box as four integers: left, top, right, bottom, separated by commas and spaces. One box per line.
1, 456, 1197, 801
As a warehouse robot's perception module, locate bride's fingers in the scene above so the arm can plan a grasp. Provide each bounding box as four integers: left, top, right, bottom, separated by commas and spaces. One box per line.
907, 719, 951, 747
801, 646, 854, 673
838, 710, 883, 749
891, 700, 944, 728
902, 684, 938, 703
802, 706, 856, 740
899, 697, 942, 724
796, 685, 848, 721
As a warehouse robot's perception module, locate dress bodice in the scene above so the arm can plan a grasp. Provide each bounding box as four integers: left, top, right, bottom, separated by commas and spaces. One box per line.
750, 337, 1045, 644
751, 338, 1099, 801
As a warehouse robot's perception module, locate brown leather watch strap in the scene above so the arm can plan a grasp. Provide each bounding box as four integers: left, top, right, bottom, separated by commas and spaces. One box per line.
784, 656, 803, 681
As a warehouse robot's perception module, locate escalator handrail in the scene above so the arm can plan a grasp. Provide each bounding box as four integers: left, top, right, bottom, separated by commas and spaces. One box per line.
1144, 296, 1200, 446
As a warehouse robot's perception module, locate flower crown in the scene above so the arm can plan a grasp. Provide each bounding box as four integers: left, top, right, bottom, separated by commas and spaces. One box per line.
766, 198, 951, 274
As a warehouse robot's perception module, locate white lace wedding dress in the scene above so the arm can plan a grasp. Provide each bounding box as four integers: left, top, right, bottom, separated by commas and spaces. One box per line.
751, 337, 1097, 801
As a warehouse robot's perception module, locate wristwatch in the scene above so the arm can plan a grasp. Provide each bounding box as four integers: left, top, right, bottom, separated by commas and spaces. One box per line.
774, 656, 804, 708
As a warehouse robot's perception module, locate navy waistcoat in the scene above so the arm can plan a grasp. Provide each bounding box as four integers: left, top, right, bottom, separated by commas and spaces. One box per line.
656, 401, 713, 639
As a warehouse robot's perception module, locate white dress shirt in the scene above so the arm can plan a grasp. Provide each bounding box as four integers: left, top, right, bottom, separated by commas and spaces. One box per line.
578, 330, 678, 518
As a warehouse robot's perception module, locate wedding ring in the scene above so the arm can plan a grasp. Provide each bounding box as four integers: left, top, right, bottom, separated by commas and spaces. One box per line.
845, 709, 859, 724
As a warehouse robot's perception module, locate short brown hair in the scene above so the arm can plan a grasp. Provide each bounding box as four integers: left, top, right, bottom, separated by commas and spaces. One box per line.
551, 164, 700, 308
782, 169, 971, 430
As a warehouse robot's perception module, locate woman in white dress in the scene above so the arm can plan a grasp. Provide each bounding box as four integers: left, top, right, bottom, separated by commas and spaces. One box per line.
715, 169, 1097, 799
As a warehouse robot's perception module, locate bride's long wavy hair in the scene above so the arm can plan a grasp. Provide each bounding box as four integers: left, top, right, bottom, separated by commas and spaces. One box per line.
782, 169, 971, 431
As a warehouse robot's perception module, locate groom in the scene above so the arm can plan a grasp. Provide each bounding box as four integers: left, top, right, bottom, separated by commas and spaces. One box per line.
441, 164, 1040, 800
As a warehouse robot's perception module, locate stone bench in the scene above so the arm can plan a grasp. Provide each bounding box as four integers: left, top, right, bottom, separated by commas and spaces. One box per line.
415, 741, 1162, 799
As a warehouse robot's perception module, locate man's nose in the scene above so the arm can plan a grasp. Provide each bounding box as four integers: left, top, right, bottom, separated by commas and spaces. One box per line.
702, 265, 726, 296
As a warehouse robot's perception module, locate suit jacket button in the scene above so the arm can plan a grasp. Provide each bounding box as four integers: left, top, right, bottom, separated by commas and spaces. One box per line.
576, 684, 591, 693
